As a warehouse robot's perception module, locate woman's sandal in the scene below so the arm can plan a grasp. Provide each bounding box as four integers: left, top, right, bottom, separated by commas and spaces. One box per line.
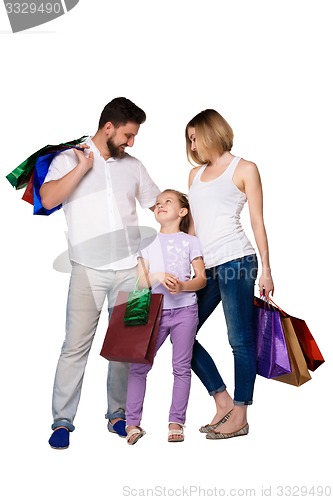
206, 423, 249, 439
168, 422, 185, 443
199, 409, 233, 433
126, 426, 146, 445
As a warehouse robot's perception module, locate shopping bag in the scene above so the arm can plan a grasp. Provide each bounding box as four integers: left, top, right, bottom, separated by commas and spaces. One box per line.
124, 278, 151, 326
267, 296, 324, 373
273, 316, 312, 386
254, 297, 291, 378
6, 136, 87, 215
100, 291, 164, 364
289, 316, 325, 371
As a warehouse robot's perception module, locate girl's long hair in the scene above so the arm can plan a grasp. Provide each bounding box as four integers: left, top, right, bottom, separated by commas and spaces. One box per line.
162, 189, 190, 233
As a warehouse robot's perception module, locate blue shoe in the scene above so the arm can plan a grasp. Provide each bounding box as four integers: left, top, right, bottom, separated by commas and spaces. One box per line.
49, 427, 70, 449
107, 419, 127, 438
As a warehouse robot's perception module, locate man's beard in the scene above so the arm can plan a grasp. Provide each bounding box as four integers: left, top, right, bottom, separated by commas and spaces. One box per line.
107, 137, 126, 159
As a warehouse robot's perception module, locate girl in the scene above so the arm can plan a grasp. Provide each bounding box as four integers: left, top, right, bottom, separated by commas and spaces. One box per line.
186, 109, 274, 439
125, 189, 206, 445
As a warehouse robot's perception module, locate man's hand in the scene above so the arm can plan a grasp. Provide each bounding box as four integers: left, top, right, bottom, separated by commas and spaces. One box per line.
73, 144, 94, 174
40, 144, 94, 210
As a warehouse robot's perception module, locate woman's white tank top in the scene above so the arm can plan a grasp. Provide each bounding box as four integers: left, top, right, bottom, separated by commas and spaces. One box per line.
188, 156, 255, 269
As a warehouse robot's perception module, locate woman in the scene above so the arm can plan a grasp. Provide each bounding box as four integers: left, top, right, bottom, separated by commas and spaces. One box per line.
186, 109, 274, 439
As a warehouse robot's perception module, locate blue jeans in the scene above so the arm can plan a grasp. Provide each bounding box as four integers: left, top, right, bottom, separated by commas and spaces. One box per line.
191, 254, 258, 405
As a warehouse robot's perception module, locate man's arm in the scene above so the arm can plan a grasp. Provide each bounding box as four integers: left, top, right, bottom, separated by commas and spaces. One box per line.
40, 147, 94, 210
137, 162, 160, 211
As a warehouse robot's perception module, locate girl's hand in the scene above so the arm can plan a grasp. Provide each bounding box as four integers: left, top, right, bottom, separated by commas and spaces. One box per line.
168, 280, 184, 295
258, 269, 274, 297
158, 273, 179, 292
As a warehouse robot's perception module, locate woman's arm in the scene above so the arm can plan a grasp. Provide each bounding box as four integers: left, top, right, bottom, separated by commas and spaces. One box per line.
242, 162, 274, 296
187, 167, 201, 235
187, 209, 195, 236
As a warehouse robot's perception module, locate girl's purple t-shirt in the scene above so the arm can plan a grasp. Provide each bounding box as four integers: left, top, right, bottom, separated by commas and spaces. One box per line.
139, 231, 203, 309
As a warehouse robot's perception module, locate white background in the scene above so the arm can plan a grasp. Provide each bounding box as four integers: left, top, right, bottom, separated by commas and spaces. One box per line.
0, 1, 332, 498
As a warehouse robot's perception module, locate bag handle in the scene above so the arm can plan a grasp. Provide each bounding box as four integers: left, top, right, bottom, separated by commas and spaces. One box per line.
267, 296, 287, 317
137, 259, 152, 291
256, 293, 287, 317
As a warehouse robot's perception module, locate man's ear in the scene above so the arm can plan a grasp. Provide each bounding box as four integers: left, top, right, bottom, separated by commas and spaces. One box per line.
104, 121, 116, 136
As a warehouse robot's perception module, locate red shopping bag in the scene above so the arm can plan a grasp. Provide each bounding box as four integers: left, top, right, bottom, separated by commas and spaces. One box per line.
268, 298, 325, 372
289, 316, 325, 371
100, 291, 164, 364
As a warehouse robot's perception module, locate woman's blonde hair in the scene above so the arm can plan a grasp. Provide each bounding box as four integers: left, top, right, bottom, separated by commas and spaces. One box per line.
185, 109, 234, 166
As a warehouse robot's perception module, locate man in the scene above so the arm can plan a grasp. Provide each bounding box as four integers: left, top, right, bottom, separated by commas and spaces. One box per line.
40, 97, 160, 449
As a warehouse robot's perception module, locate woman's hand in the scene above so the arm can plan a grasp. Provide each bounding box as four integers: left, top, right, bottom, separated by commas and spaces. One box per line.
258, 269, 274, 297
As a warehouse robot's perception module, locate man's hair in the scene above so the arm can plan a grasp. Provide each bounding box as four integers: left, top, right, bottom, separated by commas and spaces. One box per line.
98, 97, 146, 129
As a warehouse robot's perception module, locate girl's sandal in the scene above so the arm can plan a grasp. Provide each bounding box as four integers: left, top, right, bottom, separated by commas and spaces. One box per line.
168, 422, 185, 443
126, 426, 146, 445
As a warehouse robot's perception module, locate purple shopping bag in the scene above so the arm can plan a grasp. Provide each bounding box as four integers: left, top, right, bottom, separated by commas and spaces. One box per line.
254, 297, 291, 378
